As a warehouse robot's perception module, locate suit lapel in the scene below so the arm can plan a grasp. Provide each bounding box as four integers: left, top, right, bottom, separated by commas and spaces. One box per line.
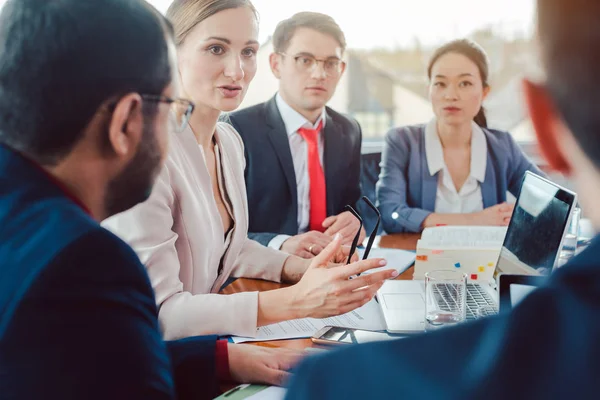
481, 156, 497, 208
421, 139, 438, 212
265, 97, 298, 214
323, 112, 343, 215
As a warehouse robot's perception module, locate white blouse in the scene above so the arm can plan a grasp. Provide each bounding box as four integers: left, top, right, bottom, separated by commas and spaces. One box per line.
424, 119, 487, 214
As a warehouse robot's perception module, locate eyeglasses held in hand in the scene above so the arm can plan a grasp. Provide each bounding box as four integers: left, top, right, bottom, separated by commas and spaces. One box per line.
345, 196, 382, 269
344, 205, 363, 265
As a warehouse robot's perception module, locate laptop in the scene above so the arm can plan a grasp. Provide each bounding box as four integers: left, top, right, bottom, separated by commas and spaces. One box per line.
377, 172, 578, 333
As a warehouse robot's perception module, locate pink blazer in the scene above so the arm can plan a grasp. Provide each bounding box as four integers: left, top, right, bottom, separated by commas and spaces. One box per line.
103, 122, 289, 339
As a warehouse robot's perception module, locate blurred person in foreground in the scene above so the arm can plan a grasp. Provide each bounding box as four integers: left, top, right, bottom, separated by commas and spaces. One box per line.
0, 1, 303, 399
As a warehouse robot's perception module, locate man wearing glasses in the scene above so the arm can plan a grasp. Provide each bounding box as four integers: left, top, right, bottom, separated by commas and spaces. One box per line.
0, 0, 299, 399
286, 0, 600, 398
229, 12, 365, 259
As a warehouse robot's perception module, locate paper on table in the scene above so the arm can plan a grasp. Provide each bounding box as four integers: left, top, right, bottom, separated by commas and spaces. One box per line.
245, 387, 287, 400
231, 299, 385, 343
420, 226, 507, 248
357, 247, 415, 276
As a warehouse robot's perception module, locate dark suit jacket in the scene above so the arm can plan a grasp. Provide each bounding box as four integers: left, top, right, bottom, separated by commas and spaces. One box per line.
286, 236, 600, 399
0, 145, 218, 400
228, 96, 362, 246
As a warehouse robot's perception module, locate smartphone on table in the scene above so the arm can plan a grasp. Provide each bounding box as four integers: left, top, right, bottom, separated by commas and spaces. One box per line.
311, 326, 405, 346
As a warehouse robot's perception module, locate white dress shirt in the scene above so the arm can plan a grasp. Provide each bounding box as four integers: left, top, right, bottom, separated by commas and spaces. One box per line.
425, 119, 487, 214
268, 93, 327, 250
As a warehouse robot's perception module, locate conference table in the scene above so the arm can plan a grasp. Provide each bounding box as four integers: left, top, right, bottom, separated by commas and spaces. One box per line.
220, 233, 421, 351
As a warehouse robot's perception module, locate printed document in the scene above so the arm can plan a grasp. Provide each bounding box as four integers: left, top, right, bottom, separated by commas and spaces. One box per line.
232, 299, 385, 343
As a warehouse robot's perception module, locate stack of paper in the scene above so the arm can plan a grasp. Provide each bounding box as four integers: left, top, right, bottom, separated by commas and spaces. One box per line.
414, 226, 508, 282
231, 299, 386, 343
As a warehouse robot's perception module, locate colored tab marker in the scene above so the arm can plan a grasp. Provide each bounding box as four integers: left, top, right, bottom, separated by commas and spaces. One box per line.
454, 262, 461, 268
488, 262, 494, 267
478, 266, 485, 272
471, 274, 478, 280
432, 249, 444, 255
416, 255, 428, 262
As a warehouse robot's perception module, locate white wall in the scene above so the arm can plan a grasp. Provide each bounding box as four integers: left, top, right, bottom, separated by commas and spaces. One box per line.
393, 84, 433, 127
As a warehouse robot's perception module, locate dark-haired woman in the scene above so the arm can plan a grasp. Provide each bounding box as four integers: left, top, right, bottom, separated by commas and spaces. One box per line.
377, 39, 544, 233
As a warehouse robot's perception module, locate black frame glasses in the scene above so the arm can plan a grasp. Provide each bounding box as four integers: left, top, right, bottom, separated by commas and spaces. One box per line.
344, 205, 363, 265
141, 94, 195, 133
278, 52, 344, 77
345, 196, 382, 268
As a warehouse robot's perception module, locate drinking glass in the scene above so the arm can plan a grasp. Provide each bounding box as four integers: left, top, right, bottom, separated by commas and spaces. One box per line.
425, 270, 467, 331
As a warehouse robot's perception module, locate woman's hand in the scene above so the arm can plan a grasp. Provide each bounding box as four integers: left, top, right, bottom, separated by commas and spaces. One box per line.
287, 234, 398, 319
471, 202, 515, 226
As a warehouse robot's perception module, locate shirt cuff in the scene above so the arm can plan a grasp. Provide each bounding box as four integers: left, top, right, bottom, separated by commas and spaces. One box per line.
215, 339, 231, 381
268, 234, 291, 251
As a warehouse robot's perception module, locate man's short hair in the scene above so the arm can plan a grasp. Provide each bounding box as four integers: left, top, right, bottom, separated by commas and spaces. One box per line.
272, 12, 346, 54
0, 0, 174, 165
538, 0, 600, 169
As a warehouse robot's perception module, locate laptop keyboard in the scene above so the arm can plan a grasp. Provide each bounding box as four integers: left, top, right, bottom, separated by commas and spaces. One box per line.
433, 283, 497, 320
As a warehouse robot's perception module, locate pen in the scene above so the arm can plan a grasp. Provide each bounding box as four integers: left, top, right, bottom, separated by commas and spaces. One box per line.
223, 384, 249, 397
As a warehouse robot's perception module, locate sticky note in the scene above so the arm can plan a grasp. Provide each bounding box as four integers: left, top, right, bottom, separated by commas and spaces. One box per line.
416, 255, 428, 262
478, 266, 485, 272
454, 263, 461, 268
471, 274, 478, 280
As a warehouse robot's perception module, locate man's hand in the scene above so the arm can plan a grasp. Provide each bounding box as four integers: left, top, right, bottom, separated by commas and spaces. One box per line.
281, 231, 333, 259
322, 211, 366, 245
227, 344, 303, 387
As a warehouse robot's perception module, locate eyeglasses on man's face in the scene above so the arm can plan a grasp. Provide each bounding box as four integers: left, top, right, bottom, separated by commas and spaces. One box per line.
279, 52, 344, 77
141, 94, 195, 133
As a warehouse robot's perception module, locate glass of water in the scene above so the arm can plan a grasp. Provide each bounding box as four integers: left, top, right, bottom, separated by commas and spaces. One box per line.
425, 270, 467, 331
557, 207, 581, 267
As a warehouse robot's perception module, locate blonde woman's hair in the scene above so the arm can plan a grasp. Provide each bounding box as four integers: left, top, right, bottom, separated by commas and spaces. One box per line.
166, 0, 258, 46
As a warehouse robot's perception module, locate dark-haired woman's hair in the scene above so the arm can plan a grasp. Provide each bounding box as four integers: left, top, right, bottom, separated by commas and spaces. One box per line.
427, 39, 490, 128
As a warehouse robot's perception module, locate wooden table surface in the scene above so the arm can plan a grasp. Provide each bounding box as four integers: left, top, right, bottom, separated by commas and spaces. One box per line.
220, 233, 421, 350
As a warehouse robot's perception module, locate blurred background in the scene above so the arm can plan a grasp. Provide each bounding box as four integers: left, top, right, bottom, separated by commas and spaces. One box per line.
0, 0, 555, 184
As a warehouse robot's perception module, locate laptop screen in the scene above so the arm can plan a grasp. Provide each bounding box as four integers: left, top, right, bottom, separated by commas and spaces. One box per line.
496, 172, 577, 276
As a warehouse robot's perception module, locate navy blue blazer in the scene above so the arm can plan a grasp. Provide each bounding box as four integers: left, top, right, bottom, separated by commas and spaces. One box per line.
377, 124, 543, 233
286, 236, 600, 399
0, 145, 218, 400
227, 96, 362, 246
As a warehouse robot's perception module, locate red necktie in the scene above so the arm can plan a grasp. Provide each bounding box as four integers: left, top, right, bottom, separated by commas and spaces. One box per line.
297, 121, 327, 232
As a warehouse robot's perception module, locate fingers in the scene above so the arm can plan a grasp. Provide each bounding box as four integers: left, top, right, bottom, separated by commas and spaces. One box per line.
358, 226, 367, 243
336, 224, 361, 244
498, 211, 513, 223
324, 212, 358, 238
334, 257, 387, 278
296, 250, 315, 259
321, 215, 337, 229
276, 349, 304, 370
497, 202, 515, 212
337, 282, 385, 314
342, 269, 398, 292
263, 368, 292, 387
338, 245, 353, 256
309, 234, 342, 269
303, 232, 331, 249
